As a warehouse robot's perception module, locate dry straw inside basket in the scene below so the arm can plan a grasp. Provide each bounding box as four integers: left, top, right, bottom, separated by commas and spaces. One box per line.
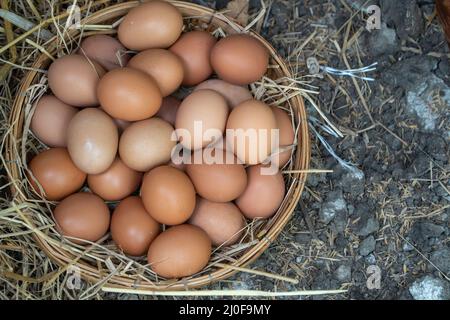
3, 1, 311, 292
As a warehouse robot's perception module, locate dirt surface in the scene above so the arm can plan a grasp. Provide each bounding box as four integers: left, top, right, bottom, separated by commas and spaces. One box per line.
1, 0, 449, 300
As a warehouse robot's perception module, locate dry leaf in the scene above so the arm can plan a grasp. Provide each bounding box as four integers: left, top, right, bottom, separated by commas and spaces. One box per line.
226, 0, 249, 27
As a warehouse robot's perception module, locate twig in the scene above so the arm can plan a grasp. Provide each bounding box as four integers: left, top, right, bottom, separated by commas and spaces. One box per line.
101, 287, 347, 297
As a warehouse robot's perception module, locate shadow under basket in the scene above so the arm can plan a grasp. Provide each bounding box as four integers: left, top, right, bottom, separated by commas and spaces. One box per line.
5, 1, 311, 291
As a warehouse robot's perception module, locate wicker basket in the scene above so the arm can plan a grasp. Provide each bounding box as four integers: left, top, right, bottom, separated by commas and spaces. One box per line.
5, 1, 310, 291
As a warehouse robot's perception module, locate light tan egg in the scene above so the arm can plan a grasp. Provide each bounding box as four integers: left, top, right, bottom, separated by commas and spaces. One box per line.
236, 164, 285, 219
175, 89, 228, 150
67, 108, 118, 174
226, 99, 277, 164
128, 49, 184, 96
119, 118, 176, 172
169, 31, 217, 86
30, 95, 77, 147
270, 107, 295, 168
80, 34, 129, 70
48, 54, 105, 107
189, 197, 245, 246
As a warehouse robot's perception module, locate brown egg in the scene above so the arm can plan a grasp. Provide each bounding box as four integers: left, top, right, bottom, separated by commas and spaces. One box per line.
54, 192, 110, 243
97, 67, 162, 121
128, 49, 184, 97
31, 95, 77, 147
147, 224, 211, 278
169, 31, 217, 86
118, 1, 183, 51
186, 149, 247, 202
236, 165, 285, 219
87, 157, 142, 201
141, 166, 196, 225
194, 79, 252, 109
271, 107, 295, 167
48, 54, 105, 107
67, 108, 118, 174
80, 34, 129, 70
175, 90, 228, 150
119, 118, 176, 172
189, 197, 245, 246
28, 148, 86, 201
155, 96, 181, 126
226, 99, 277, 164
111, 196, 160, 256
211, 34, 269, 85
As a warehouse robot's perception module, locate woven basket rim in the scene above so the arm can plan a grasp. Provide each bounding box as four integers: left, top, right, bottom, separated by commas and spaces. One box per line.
5, 0, 311, 291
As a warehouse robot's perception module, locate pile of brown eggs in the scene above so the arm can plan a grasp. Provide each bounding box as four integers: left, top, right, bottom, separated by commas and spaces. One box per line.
28, 1, 295, 279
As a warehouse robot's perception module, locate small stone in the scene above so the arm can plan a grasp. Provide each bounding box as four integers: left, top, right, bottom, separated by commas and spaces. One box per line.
332, 209, 348, 233
365, 254, 376, 265
409, 276, 450, 300
380, 0, 424, 39
414, 222, 446, 239
403, 242, 415, 252
334, 265, 352, 282
359, 236, 376, 256
335, 233, 349, 249
345, 0, 377, 12
381, 56, 438, 90
365, 22, 399, 57
319, 190, 347, 224
355, 213, 380, 237
431, 248, 450, 275
406, 74, 450, 132
337, 168, 365, 197
347, 204, 355, 216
